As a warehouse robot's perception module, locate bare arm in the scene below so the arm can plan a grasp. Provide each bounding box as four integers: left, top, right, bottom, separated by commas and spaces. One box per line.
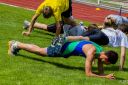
119, 46, 126, 70
84, 46, 115, 79
66, 36, 90, 42
22, 13, 40, 36
98, 58, 104, 74
55, 21, 62, 36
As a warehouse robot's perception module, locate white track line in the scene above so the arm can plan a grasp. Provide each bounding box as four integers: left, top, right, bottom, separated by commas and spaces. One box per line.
0, 2, 35, 11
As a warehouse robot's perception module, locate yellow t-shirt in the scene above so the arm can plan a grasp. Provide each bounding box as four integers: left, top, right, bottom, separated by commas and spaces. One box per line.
36, 0, 69, 21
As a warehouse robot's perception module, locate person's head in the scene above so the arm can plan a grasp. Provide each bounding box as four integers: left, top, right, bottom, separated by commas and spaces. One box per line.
42, 6, 53, 18
99, 50, 118, 65
104, 17, 115, 24
104, 17, 117, 29
118, 24, 128, 34
87, 24, 98, 31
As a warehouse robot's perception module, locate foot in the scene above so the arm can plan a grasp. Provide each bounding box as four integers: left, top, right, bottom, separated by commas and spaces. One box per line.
57, 34, 66, 45
51, 34, 66, 47
51, 36, 59, 47
23, 20, 30, 29
8, 40, 20, 56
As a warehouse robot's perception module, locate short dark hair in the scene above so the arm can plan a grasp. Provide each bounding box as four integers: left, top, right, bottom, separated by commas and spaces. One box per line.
104, 18, 117, 29
118, 24, 128, 34
105, 50, 118, 64
87, 24, 98, 31
43, 6, 53, 18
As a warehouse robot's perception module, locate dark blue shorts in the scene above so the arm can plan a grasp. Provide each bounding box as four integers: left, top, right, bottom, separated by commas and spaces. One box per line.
61, 0, 72, 18
47, 45, 62, 57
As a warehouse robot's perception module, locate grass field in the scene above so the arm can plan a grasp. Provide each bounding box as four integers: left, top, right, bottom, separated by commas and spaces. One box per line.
0, 3, 128, 85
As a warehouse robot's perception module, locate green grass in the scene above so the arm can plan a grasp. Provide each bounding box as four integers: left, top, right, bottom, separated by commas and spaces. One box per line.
0, 3, 128, 85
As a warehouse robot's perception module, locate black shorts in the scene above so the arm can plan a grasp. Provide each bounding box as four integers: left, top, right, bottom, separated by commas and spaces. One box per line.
61, 0, 72, 18
83, 29, 109, 45
47, 23, 64, 33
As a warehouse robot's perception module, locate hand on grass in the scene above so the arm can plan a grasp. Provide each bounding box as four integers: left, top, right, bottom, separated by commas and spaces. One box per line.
106, 73, 115, 80
22, 31, 30, 36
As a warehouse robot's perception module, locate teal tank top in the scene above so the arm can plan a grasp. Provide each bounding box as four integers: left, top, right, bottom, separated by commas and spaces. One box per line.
61, 40, 103, 57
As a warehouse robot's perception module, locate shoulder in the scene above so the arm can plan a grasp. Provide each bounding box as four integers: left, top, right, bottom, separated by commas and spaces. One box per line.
83, 44, 96, 54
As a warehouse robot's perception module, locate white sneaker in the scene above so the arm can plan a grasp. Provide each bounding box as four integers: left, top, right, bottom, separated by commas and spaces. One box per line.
8, 40, 19, 56
79, 21, 84, 26
23, 20, 30, 29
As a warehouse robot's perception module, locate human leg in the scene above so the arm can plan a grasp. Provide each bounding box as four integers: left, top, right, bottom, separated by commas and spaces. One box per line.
8, 40, 48, 56
23, 20, 48, 30
23, 20, 63, 33
63, 17, 77, 26
61, 0, 77, 26
83, 29, 109, 45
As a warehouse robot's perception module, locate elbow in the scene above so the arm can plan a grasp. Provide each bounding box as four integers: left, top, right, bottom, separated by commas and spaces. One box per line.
86, 72, 92, 77
79, 36, 84, 39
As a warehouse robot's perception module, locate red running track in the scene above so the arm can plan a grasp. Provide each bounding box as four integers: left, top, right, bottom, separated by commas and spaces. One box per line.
0, 0, 128, 23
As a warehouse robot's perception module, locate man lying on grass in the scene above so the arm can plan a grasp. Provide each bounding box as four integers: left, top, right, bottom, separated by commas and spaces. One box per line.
8, 36, 118, 79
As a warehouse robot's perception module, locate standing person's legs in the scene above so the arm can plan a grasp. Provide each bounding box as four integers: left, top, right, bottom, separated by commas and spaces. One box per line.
61, 0, 77, 26
63, 16, 77, 26
8, 41, 48, 56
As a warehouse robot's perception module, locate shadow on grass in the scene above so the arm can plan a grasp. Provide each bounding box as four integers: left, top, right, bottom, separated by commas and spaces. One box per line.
18, 54, 85, 71
116, 77, 126, 80
91, 65, 128, 72
105, 66, 128, 71
17, 54, 127, 80
30, 35, 52, 40
34, 30, 54, 36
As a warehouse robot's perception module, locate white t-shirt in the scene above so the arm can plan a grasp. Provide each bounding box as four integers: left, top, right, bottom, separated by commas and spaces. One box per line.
101, 28, 128, 48
63, 24, 86, 36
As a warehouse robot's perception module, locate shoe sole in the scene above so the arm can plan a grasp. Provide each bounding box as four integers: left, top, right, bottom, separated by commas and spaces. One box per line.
8, 41, 14, 56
